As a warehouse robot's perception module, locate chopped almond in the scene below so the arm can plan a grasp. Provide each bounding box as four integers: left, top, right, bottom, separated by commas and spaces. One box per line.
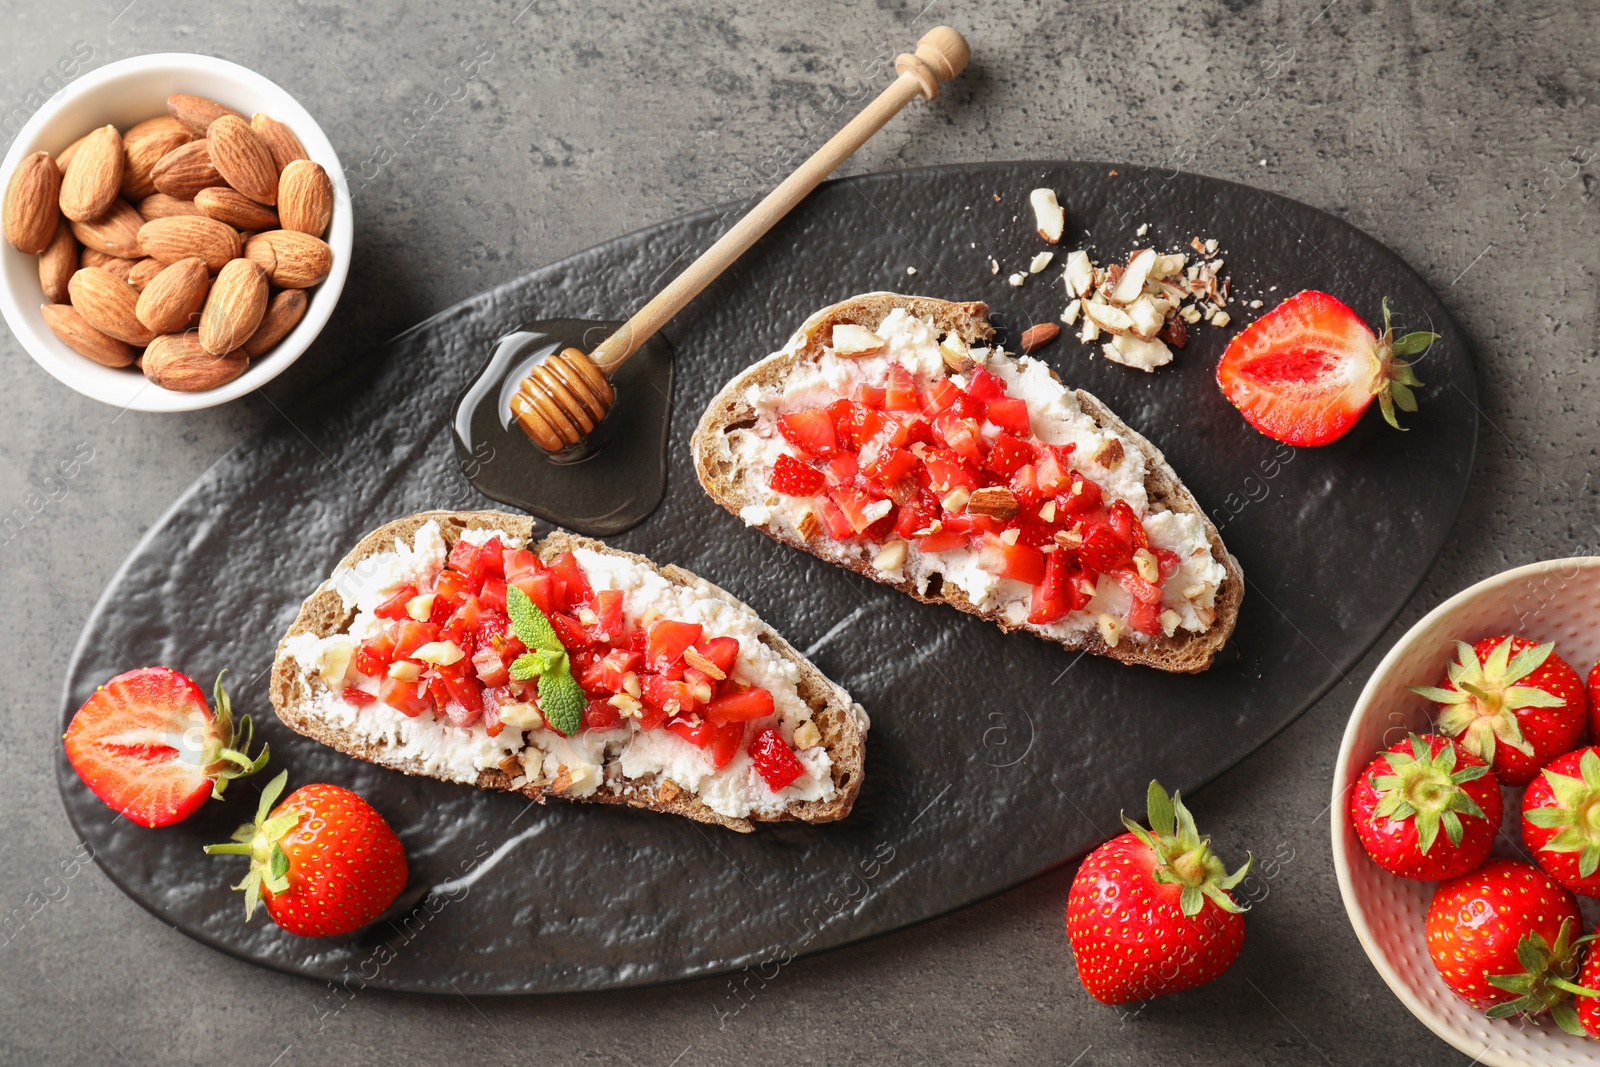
831, 323, 886, 357
967, 486, 1020, 519
1094, 438, 1125, 467
658, 778, 682, 803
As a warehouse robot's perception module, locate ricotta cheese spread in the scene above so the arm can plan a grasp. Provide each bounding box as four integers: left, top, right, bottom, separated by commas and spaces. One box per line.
721, 306, 1228, 641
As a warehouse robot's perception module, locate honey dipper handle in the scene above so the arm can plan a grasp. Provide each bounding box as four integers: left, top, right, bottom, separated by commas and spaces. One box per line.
587, 26, 969, 374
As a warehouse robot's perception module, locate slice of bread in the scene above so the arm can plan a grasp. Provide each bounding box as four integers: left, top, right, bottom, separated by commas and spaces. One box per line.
692, 293, 1245, 673
269, 510, 867, 832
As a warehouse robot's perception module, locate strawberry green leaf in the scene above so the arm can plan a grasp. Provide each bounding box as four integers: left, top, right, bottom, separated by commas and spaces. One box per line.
1389, 330, 1438, 357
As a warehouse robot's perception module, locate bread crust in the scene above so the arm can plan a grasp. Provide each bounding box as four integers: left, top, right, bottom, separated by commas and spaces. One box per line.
690, 293, 1245, 673
269, 510, 866, 832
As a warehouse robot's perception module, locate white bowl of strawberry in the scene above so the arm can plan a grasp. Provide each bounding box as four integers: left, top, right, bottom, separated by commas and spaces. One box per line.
1333, 557, 1600, 1064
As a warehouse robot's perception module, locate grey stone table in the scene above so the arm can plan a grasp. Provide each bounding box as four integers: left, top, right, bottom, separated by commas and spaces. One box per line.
2, 1, 1593, 1063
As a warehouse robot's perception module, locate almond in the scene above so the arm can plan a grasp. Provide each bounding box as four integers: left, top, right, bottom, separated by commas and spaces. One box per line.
137, 193, 203, 220
243, 229, 330, 288
53, 132, 92, 175
58, 125, 124, 222
199, 258, 267, 354
193, 186, 280, 231
966, 486, 1020, 520
1029, 187, 1064, 243
69, 198, 143, 258
4, 151, 62, 253
41, 303, 136, 367
167, 94, 244, 136
150, 141, 222, 199
207, 115, 277, 205
1093, 438, 1125, 468
120, 116, 193, 200
37, 220, 77, 303
276, 160, 331, 238
251, 113, 308, 171
92, 256, 139, 283
138, 215, 241, 270
68, 267, 154, 346
135, 257, 210, 334
242, 288, 308, 357
128, 258, 164, 289
144, 331, 248, 391
1019, 322, 1060, 353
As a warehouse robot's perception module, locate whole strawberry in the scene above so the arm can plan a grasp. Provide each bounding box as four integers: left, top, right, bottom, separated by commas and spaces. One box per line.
1588, 660, 1600, 740
1522, 747, 1600, 897
1350, 733, 1501, 881
1425, 858, 1594, 1034
206, 771, 407, 937
1066, 781, 1251, 1004
1575, 932, 1600, 1037
1411, 636, 1586, 787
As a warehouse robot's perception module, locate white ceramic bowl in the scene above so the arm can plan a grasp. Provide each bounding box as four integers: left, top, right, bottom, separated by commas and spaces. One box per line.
1333, 557, 1600, 1066
0, 53, 351, 411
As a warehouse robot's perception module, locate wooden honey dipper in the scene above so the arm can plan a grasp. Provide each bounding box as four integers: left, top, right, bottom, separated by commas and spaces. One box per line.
510, 25, 970, 452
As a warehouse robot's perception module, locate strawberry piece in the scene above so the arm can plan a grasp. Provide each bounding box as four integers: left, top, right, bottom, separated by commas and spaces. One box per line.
1350, 734, 1501, 880
583, 698, 622, 731
694, 636, 740, 677
1078, 524, 1132, 573
921, 377, 963, 415
1027, 552, 1074, 625
1411, 636, 1587, 786
502, 547, 541, 581
341, 686, 375, 705
707, 686, 775, 724
1066, 782, 1249, 1004
863, 445, 919, 488
984, 433, 1032, 478
547, 552, 593, 610
977, 538, 1046, 586
827, 398, 886, 452
446, 539, 482, 582
1425, 859, 1589, 1031
206, 772, 407, 938
884, 363, 919, 411
1215, 290, 1431, 446
593, 588, 625, 638
666, 716, 715, 748
646, 619, 703, 672
814, 496, 854, 540
64, 667, 266, 828
854, 382, 886, 409
966, 365, 1007, 401
776, 409, 837, 458
1057, 472, 1103, 515
769, 453, 826, 496
985, 396, 1031, 436
748, 727, 806, 791
922, 449, 978, 496
378, 677, 430, 717
374, 584, 419, 621
708, 722, 744, 769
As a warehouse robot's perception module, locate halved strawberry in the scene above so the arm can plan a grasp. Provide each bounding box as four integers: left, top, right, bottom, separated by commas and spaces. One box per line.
1216, 291, 1433, 446
64, 668, 268, 828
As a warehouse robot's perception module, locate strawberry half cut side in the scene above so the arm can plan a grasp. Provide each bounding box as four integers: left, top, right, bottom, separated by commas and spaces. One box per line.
63, 667, 268, 828
1122, 780, 1253, 919
1215, 291, 1433, 446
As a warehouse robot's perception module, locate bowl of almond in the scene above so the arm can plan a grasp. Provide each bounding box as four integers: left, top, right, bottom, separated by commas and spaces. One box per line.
0, 54, 351, 411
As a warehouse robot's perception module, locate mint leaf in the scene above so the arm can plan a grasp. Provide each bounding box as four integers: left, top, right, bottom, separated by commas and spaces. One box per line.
506, 584, 563, 652
537, 670, 586, 736
502, 585, 586, 735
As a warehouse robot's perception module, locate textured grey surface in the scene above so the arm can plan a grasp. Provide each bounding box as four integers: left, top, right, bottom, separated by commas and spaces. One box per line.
0, 0, 1594, 1063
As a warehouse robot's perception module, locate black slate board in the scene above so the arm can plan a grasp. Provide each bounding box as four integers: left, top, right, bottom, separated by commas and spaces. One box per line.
57, 162, 1477, 994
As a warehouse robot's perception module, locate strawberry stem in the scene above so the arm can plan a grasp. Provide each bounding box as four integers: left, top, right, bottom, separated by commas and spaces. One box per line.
1122, 780, 1251, 918
203, 770, 301, 921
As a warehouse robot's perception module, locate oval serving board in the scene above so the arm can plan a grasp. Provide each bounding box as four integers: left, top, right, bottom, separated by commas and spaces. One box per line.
58, 162, 1477, 994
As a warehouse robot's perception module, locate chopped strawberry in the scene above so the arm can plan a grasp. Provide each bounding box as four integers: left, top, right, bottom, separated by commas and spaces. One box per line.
693, 636, 740, 677
885, 363, 919, 410
666, 716, 715, 748
985, 396, 1031, 436
923, 449, 978, 495
1079, 524, 1132, 573
815, 496, 854, 540
921, 377, 963, 415
593, 588, 625, 638
749, 727, 806, 791
854, 382, 886, 408
583, 698, 622, 731
502, 548, 541, 581
378, 677, 430, 717
707, 686, 775, 724
828, 399, 886, 452
966, 365, 1007, 401
770, 453, 826, 496
342, 686, 375, 705
985, 433, 1032, 478
1216, 290, 1432, 446
646, 619, 703, 672
547, 552, 593, 609
978, 538, 1046, 585
374, 584, 419, 621
777, 409, 838, 458
708, 722, 744, 769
